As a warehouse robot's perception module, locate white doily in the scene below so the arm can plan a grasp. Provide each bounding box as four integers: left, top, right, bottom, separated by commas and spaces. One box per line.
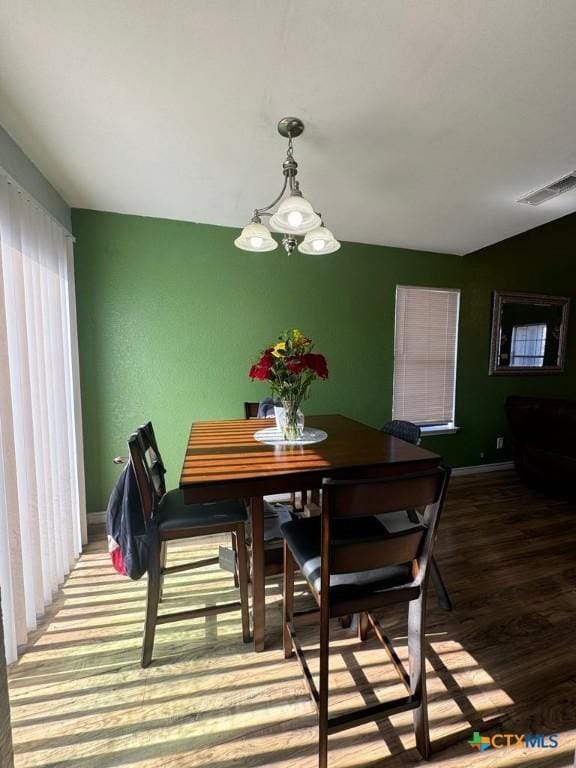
253, 427, 328, 446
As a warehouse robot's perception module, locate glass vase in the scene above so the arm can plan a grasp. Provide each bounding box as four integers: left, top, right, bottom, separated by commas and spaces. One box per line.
279, 396, 305, 441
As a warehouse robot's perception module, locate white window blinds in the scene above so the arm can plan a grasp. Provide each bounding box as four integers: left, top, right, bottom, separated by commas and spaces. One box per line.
393, 286, 460, 426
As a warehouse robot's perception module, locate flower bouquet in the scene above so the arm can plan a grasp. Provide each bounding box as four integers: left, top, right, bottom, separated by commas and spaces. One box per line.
249, 329, 328, 441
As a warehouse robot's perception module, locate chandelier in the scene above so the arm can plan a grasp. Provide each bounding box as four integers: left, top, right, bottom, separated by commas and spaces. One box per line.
234, 117, 340, 256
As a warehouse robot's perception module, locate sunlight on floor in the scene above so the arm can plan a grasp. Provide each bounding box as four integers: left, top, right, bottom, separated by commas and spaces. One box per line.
7, 525, 576, 768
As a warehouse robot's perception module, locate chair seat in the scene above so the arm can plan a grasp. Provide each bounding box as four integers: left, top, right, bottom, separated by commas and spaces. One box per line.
281, 515, 419, 598
157, 490, 247, 531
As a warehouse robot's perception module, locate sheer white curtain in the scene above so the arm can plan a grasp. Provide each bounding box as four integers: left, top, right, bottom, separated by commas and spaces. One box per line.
0, 172, 86, 664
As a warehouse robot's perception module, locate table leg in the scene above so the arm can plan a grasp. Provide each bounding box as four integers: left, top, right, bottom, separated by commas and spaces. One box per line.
250, 495, 265, 652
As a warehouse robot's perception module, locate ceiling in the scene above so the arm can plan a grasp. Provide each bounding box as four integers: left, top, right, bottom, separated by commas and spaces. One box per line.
1, 0, 576, 255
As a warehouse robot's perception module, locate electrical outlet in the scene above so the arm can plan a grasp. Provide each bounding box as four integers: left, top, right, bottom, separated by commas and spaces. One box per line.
480, 451, 485, 459
496, 437, 504, 450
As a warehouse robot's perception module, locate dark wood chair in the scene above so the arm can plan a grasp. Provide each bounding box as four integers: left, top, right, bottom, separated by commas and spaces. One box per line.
381, 419, 422, 445
380, 420, 452, 611
129, 424, 251, 668
282, 467, 450, 767
243, 401, 260, 419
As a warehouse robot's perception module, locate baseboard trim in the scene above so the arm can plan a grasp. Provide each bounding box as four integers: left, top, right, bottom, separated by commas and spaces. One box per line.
451, 461, 514, 477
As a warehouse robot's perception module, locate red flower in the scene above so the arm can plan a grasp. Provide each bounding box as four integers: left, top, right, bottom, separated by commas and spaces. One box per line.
316, 354, 329, 378
286, 356, 306, 374
249, 364, 268, 381
249, 352, 274, 380
248, 332, 328, 388
302, 353, 329, 378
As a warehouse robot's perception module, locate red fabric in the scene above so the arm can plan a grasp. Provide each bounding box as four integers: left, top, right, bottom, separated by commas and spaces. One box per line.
110, 544, 128, 576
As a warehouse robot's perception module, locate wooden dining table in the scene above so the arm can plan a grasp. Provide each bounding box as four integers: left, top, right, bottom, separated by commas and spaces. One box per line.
179, 414, 441, 651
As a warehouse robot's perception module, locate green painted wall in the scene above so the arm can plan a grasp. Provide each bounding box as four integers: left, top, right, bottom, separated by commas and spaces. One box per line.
72, 209, 576, 513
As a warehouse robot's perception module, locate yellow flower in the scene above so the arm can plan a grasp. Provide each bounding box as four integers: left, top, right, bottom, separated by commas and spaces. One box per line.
271, 341, 286, 358
291, 329, 310, 348
292, 329, 304, 342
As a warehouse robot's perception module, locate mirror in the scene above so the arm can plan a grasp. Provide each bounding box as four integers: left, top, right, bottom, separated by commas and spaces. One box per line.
489, 291, 570, 375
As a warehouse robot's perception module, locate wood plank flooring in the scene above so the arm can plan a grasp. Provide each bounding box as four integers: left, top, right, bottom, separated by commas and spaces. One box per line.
7, 471, 576, 767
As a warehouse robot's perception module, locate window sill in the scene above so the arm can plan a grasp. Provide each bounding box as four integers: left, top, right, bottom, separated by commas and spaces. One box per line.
420, 425, 461, 436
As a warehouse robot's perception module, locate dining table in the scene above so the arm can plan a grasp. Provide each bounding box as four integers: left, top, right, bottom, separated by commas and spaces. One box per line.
179, 413, 442, 652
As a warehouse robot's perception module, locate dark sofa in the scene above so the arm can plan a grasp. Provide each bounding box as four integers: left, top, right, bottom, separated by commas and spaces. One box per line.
505, 395, 576, 497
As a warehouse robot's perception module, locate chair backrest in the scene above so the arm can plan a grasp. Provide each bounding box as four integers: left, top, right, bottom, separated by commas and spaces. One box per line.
128, 422, 167, 523
138, 421, 167, 496
244, 398, 276, 419
381, 419, 421, 446
244, 402, 259, 419
321, 467, 450, 583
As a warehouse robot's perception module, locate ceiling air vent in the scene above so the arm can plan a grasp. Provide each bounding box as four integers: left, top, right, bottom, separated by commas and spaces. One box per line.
518, 171, 576, 206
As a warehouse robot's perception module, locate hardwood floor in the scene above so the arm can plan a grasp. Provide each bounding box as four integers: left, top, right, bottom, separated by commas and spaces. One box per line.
7, 471, 576, 767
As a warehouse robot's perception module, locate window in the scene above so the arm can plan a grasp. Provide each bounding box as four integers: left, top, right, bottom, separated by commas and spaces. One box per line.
510, 323, 547, 367
393, 285, 460, 431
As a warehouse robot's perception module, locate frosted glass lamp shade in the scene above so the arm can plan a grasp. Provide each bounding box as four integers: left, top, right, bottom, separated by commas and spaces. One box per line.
234, 222, 278, 252
269, 196, 321, 234
297, 226, 341, 254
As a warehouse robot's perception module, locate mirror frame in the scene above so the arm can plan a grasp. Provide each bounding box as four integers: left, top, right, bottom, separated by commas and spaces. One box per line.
489, 290, 570, 375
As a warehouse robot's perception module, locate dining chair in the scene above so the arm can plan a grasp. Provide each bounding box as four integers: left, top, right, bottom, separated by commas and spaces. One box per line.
244, 398, 277, 419
380, 420, 452, 612
244, 401, 260, 419
129, 424, 251, 668
381, 419, 422, 445
281, 467, 450, 767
